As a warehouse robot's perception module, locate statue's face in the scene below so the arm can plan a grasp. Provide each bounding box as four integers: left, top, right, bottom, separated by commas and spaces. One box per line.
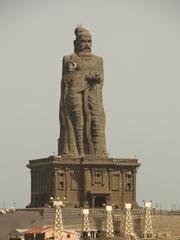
75, 35, 92, 53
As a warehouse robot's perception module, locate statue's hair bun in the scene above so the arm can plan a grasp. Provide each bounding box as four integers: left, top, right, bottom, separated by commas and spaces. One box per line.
74, 26, 91, 38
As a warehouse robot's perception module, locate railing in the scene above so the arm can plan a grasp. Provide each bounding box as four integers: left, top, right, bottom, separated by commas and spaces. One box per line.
13, 207, 180, 217
29, 156, 139, 165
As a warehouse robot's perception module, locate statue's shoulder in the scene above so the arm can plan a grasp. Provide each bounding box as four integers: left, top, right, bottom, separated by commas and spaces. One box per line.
91, 54, 103, 62
90, 54, 103, 66
63, 53, 76, 63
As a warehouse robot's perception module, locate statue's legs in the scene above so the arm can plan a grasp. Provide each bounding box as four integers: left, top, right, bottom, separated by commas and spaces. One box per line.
69, 93, 84, 156
88, 89, 106, 155
91, 113, 106, 155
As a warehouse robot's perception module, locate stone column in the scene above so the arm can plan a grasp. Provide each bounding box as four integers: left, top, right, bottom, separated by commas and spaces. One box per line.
132, 170, 137, 202
121, 170, 125, 202
50, 167, 55, 198
91, 195, 95, 208
84, 168, 91, 203
30, 170, 34, 206
105, 195, 109, 205
54, 168, 57, 199
108, 169, 111, 191
65, 167, 70, 201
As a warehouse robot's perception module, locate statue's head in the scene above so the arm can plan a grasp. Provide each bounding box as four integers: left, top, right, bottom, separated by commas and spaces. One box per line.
74, 26, 92, 58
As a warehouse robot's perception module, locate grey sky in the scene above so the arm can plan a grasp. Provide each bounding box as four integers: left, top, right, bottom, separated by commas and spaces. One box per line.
0, 0, 180, 208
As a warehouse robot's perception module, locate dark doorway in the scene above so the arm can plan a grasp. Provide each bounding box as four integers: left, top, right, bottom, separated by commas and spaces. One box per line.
95, 196, 106, 207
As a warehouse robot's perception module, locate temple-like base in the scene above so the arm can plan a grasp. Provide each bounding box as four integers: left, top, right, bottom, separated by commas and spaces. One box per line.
27, 156, 140, 208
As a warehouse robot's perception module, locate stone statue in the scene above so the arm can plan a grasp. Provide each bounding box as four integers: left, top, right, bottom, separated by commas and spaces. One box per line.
58, 26, 107, 157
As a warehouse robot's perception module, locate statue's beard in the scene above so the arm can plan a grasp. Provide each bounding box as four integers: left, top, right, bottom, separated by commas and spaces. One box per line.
75, 48, 91, 60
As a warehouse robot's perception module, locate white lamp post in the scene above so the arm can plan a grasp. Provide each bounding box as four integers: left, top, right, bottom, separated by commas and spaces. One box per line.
105, 205, 114, 237
124, 203, 134, 237
143, 200, 153, 239
81, 208, 90, 238
50, 197, 66, 240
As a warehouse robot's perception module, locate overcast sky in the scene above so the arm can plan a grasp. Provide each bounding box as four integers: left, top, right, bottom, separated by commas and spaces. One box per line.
0, 0, 180, 209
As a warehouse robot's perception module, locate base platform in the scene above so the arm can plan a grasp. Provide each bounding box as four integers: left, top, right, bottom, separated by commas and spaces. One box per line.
27, 156, 140, 208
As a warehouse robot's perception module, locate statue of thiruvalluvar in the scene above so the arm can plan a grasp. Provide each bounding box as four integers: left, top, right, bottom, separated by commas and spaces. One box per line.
58, 27, 107, 157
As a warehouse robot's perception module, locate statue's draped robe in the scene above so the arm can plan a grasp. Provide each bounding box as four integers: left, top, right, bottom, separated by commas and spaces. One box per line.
58, 53, 106, 156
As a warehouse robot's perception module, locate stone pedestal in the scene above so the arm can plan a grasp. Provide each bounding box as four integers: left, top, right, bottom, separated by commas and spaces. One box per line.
27, 156, 140, 208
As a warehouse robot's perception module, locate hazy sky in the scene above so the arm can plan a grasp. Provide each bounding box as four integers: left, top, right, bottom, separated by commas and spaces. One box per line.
0, 0, 180, 209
